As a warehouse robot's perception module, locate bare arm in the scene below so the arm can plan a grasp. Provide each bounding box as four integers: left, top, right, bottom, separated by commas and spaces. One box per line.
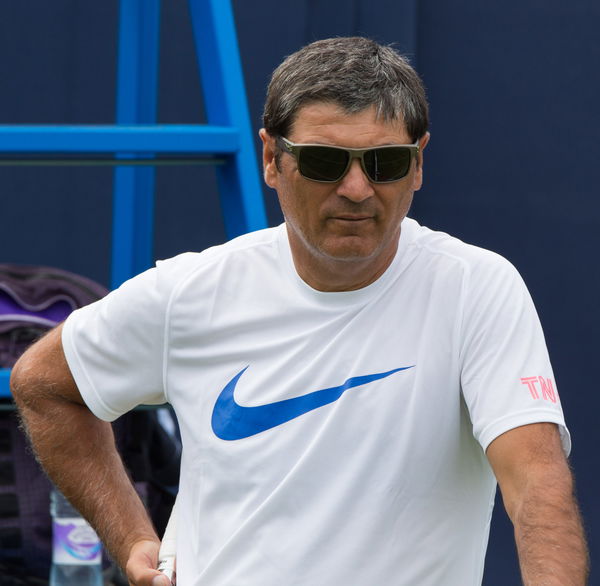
10, 324, 170, 585
487, 422, 589, 585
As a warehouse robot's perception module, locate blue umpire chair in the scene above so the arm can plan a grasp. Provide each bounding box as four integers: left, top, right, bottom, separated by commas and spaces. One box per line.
0, 1, 266, 580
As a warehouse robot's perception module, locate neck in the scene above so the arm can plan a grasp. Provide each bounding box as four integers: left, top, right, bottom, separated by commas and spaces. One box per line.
287, 229, 400, 292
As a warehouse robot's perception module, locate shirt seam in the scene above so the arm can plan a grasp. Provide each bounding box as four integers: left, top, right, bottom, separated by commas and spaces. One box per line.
62, 315, 122, 421
405, 235, 473, 368
161, 230, 280, 402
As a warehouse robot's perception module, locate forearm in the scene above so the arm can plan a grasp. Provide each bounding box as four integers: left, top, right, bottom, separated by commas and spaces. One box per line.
512, 473, 588, 585
12, 369, 158, 571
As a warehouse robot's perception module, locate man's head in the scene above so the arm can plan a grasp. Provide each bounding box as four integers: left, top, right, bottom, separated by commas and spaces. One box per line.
260, 37, 430, 292
263, 37, 429, 143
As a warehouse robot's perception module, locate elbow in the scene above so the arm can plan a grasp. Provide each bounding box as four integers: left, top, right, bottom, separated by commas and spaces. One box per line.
9, 324, 80, 412
9, 350, 35, 409
9, 348, 58, 421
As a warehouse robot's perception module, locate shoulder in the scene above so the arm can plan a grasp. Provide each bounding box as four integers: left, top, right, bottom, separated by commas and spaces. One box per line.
141, 226, 283, 313
403, 217, 522, 288
155, 226, 281, 288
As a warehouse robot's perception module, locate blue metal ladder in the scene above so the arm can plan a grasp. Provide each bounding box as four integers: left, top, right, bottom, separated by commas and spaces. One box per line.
0, 0, 267, 398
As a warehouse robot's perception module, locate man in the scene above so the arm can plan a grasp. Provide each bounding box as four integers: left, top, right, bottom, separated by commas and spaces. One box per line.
11, 37, 588, 585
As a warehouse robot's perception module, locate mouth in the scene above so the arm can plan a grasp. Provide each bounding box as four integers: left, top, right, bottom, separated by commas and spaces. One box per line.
330, 215, 374, 222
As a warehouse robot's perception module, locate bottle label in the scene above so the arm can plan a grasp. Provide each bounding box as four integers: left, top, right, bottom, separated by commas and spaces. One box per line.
52, 517, 102, 565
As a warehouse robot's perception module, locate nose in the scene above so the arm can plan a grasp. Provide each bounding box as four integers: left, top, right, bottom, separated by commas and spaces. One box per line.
335, 159, 375, 202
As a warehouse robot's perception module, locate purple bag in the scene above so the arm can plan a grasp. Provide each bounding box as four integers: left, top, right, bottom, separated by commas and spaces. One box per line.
0, 265, 180, 583
0, 264, 107, 581
0, 264, 107, 368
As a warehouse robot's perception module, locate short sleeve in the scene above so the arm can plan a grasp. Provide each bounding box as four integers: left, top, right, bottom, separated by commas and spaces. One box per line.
62, 254, 197, 421
459, 253, 570, 454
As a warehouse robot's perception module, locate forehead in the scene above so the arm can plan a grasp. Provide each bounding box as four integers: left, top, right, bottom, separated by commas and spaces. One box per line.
289, 102, 410, 146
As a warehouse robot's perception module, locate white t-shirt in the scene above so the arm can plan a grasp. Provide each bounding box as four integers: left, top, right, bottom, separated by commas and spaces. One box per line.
62, 218, 569, 586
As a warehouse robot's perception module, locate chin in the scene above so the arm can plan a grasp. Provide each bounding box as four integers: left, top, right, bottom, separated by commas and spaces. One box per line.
316, 237, 379, 262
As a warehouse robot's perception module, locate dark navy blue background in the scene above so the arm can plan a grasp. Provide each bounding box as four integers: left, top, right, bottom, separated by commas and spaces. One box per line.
1, 1, 598, 582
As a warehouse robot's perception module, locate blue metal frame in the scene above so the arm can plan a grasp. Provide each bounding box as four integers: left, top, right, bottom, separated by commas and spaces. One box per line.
0, 0, 267, 398
188, 0, 267, 238
111, 0, 161, 288
0, 125, 239, 152
0, 370, 9, 398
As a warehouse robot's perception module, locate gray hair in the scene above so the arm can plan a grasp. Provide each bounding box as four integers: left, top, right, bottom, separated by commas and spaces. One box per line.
263, 37, 429, 142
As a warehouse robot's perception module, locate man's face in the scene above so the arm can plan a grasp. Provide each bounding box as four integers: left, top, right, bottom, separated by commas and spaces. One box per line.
261, 103, 427, 289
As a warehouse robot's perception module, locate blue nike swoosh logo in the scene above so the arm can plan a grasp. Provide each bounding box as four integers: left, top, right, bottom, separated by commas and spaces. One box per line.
211, 365, 414, 440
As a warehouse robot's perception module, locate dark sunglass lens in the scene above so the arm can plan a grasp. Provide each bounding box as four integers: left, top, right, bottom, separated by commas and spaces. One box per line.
364, 147, 412, 182
298, 146, 348, 181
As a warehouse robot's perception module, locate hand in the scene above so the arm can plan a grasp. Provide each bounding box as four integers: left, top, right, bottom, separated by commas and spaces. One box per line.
125, 539, 173, 585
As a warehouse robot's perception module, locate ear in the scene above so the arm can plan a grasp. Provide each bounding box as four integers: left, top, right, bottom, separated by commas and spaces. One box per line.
259, 128, 279, 189
412, 131, 430, 192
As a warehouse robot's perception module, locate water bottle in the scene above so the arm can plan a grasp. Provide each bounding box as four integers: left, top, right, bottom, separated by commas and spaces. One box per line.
49, 488, 103, 585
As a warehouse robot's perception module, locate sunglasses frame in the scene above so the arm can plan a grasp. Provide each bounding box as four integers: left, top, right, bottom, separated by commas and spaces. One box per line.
278, 136, 420, 184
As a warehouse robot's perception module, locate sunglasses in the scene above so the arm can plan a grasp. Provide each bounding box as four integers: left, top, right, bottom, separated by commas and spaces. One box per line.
278, 136, 420, 184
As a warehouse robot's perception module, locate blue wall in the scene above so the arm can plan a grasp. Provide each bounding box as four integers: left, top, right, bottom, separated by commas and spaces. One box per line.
1, 1, 598, 583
